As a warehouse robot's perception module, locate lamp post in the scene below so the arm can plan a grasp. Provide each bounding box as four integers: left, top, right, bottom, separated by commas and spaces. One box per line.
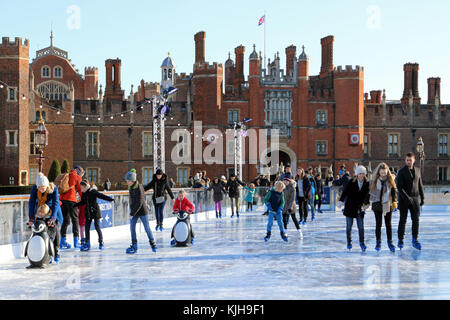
34, 115, 48, 173
416, 137, 425, 175
232, 118, 252, 181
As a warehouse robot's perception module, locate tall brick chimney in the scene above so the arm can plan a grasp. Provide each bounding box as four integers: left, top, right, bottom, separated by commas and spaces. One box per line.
285, 45, 296, 76
234, 45, 245, 86
104, 58, 124, 102
401, 63, 420, 105
427, 77, 441, 104
194, 31, 206, 64
320, 35, 334, 77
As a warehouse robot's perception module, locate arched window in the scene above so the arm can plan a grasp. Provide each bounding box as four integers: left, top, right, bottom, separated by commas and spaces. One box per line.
37, 81, 70, 101
42, 66, 50, 78
54, 66, 63, 78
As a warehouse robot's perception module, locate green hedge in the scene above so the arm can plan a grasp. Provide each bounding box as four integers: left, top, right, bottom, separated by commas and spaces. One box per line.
0, 185, 34, 195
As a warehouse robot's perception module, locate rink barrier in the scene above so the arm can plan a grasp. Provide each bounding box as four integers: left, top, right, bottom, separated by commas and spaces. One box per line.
0, 185, 448, 252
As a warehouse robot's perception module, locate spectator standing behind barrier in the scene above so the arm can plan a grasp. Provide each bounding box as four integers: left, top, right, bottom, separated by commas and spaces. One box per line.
396, 153, 425, 250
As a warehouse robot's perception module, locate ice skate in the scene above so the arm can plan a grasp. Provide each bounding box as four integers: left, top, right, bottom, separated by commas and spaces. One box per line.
360, 242, 367, 252
150, 240, 157, 253
126, 241, 138, 254
297, 229, 303, 239
80, 240, 91, 251
347, 243, 352, 251
59, 237, 71, 250
99, 242, 104, 250
281, 233, 288, 242
412, 238, 422, 250
375, 241, 381, 252
73, 237, 80, 249
387, 241, 396, 253
264, 232, 271, 242
398, 239, 404, 250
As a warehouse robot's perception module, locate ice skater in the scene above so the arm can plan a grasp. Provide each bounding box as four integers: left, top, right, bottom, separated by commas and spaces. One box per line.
369, 163, 398, 252
171, 189, 195, 246
244, 183, 256, 212
125, 169, 157, 254
306, 168, 316, 221
295, 168, 311, 225
207, 177, 227, 218
396, 153, 425, 250
74, 180, 114, 251
314, 172, 324, 214
225, 173, 245, 218
28, 173, 63, 264
337, 165, 370, 252
282, 178, 303, 239
263, 181, 288, 242
144, 168, 175, 231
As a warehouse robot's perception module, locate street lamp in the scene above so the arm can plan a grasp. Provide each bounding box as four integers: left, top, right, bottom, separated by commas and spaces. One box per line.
34, 115, 49, 173
416, 137, 425, 175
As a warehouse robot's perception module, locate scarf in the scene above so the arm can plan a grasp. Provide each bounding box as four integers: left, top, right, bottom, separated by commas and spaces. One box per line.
369, 177, 392, 216
37, 189, 48, 208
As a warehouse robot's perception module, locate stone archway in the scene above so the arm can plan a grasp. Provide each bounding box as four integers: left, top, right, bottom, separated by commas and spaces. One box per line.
260, 145, 297, 181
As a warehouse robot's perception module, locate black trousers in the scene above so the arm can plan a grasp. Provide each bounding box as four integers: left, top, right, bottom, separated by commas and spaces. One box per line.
373, 210, 393, 243
247, 201, 253, 211
47, 221, 60, 256
60, 200, 79, 238
314, 196, 322, 210
283, 212, 300, 230
398, 197, 420, 240
85, 217, 103, 243
297, 197, 308, 222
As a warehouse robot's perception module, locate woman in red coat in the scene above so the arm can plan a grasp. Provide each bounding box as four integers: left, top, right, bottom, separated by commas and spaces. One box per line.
171, 190, 195, 245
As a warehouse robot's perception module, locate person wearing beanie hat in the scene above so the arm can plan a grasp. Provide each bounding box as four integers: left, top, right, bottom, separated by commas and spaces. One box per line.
125, 169, 157, 253
28, 173, 63, 263
58, 165, 83, 250
144, 169, 175, 231
337, 165, 370, 252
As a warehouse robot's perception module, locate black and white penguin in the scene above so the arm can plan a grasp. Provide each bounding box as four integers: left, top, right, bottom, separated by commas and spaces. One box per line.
172, 211, 192, 247
24, 220, 55, 268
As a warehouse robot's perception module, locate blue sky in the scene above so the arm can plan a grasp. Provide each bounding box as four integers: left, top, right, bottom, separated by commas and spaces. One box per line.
2, 0, 450, 102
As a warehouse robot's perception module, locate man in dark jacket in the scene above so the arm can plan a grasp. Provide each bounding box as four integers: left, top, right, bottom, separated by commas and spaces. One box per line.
396, 153, 425, 250
144, 169, 175, 231
338, 166, 370, 252
225, 173, 245, 217
125, 169, 157, 254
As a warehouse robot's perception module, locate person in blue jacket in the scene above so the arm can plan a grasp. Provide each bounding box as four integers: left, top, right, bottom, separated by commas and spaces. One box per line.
28, 173, 63, 263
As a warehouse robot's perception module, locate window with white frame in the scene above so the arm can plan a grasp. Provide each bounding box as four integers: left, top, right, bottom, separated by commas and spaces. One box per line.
142, 168, 153, 185
177, 168, 189, 186
142, 132, 153, 157
364, 134, 369, 155
7, 87, 16, 102
86, 168, 99, 184
228, 110, 239, 124
438, 167, 448, 182
42, 66, 50, 78
6, 130, 18, 146
37, 81, 69, 101
316, 110, 327, 125
316, 141, 327, 155
29, 166, 39, 185
388, 134, 399, 156
30, 131, 38, 155
54, 66, 63, 78
439, 134, 448, 156
86, 131, 99, 158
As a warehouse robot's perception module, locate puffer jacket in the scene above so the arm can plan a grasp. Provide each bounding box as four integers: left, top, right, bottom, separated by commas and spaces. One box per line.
144, 173, 175, 201
74, 187, 114, 219
59, 170, 82, 203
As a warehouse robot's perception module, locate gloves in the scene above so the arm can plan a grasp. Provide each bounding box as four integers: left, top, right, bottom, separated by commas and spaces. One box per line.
266, 203, 273, 212
420, 199, 424, 207
392, 201, 398, 210
336, 201, 344, 209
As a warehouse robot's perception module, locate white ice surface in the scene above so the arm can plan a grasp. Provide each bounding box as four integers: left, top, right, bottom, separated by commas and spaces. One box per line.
1, 205, 450, 300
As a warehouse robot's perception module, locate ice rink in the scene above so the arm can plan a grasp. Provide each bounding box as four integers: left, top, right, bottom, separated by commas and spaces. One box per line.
1, 205, 450, 300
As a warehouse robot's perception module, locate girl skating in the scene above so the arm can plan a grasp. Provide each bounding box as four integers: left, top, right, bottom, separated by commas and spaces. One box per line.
263, 181, 288, 242
207, 178, 227, 218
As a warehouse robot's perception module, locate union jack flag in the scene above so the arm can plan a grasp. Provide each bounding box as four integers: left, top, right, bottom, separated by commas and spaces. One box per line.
258, 15, 265, 26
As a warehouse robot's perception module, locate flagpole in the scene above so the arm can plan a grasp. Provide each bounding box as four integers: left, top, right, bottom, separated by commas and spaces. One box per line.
264, 11, 266, 69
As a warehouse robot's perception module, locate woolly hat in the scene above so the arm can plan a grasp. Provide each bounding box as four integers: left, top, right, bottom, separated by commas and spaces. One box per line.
355, 165, 367, 175
80, 179, 90, 187
125, 169, 137, 182
36, 173, 49, 188
74, 165, 84, 177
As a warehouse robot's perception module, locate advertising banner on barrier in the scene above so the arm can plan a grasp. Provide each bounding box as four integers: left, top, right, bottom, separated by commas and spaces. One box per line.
94, 198, 114, 229
322, 187, 331, 205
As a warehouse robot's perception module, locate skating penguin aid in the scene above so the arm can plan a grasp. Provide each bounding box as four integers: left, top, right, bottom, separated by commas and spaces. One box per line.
173, 211, 192, 246
24, 220, 55, 268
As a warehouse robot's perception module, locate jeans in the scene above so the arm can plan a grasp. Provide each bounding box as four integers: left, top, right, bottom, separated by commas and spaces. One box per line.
297, 197, 308, 222
153, 200, 166, 226
374, 210, 393, 243
230, 197, 239, 215
346, 214, 365, 244
60, 200, 79, 238
398, 197, 420, 240
85, 217, 103, 244
267, 210, 285, 234
309, 197, 315, 216
314, 196, 322, 210
130, 215, 155, 242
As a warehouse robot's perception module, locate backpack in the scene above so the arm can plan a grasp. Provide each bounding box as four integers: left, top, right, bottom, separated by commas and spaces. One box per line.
54, 173, 73, 194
